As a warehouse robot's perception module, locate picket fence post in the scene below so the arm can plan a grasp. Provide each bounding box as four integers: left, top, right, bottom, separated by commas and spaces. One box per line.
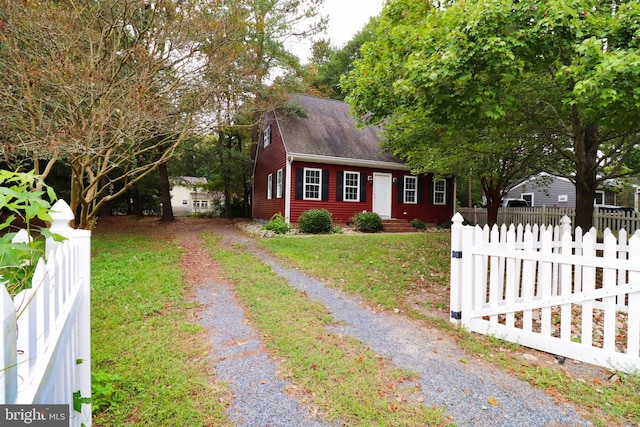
450, 213, 464, 323
47, 200, 92, 423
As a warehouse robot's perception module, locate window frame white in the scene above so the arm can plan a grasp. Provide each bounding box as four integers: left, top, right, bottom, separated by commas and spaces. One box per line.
403, 176, 418, 204
304, 168, 322, 201
522, 192, 534, 206
276, 169, 283, 198
433, 179, 446, 205
263, 125, 271, 148
267, 173, 273, 200
594, 190, 605, 206
343, 171, 360, 202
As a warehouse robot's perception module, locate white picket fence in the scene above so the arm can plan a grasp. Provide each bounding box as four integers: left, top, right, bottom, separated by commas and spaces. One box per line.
458, 206, 640, 235
1, 200, 92, 426
450, 212, 640, 374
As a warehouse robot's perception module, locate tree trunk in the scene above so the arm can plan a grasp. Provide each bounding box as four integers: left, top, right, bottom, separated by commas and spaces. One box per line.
131, 187, 143, 217
572, 113, 599, 231
98, 176, 112, 217
481, 177, 501, 226
158, 161, 174, 222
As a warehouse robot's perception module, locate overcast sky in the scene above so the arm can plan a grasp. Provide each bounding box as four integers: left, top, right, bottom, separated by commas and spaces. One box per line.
289, 0, 385, 63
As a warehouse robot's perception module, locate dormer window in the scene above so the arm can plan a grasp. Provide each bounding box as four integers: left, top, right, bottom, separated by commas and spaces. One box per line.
263, 125, 272, 148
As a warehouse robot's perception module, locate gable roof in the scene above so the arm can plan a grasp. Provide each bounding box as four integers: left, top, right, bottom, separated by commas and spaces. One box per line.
275, 94, 406, 169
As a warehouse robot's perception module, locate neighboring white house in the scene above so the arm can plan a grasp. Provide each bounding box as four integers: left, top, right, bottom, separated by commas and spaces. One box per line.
503, 172, 621, 208
169, 176, 221, 216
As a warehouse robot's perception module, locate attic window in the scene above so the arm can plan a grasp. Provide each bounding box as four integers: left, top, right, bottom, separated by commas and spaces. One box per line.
263, 125, 272, 148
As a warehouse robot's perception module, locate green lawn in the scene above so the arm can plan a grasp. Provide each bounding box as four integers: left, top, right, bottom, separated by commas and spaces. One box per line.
258, 231, 640, 427
91, 233, 230, 426
90, 223, 639, 427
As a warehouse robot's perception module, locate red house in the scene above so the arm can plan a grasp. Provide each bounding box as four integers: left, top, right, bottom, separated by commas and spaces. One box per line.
252, 94, 455, 226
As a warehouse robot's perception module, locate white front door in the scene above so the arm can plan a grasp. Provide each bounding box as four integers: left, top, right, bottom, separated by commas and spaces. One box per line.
372, 173, 392, 218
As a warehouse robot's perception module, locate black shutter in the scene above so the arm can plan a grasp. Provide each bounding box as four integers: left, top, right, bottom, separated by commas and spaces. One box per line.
336, 171, 344, 201
295, 168, 303, 200
321, 169, 329, 201
417, 176, 424, 204
426, 175, 433, 205
397, 176, 404, 204
360, 172, 367, 202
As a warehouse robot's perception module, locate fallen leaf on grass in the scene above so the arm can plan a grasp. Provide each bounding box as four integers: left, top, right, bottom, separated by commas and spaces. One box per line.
487, 397, 498, 406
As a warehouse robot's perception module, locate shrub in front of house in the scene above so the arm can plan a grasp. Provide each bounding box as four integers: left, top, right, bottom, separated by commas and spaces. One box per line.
262, 213, 291, 235
353, 211, 382, 233
298, 209, 333, 234
410, 218, 426, 230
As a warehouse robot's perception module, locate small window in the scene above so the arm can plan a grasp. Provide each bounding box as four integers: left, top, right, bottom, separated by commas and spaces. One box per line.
182, 199, 188, 205
304, 168, 321, 200
557, 194, 568, 203
263, 125, 271, 148
276, 169, 283, 198
267, 173, 273, 199
404, 176, 418, 204
344, 171, 360, 201
433, 179, 446, 205
522, 193, 534, 206
594, 190, 604, 206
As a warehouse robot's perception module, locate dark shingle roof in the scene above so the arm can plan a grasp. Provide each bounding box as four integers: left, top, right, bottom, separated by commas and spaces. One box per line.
276, 94, 404, 166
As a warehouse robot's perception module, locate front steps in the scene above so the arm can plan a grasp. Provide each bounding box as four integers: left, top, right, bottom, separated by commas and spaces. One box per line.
381, 219, 416, 233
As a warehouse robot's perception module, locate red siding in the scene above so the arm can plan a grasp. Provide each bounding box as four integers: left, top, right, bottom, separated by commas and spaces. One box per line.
252, 115, 287, 221
290, 162, 371, 223
289, 162, 454, 225
253, 116, 454, 225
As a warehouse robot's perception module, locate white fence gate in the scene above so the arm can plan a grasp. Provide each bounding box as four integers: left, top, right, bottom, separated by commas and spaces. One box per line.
1, 200, 92, 426
450, 212, 640, 374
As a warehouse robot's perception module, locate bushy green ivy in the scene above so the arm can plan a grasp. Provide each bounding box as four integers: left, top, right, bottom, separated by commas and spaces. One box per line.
0, 170, 58, 295
262, 213, 291, 235
298, 209, 333, 234
410, 218, 426, 230
353, 211, 382, 233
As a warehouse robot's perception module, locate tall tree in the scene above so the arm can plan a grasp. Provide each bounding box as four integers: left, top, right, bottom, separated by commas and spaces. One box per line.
305, 17, 379, 100
0, 1, 238, 228
344, 0, 640, 230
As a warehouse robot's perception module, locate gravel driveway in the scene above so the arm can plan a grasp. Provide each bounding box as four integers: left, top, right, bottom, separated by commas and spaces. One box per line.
185, 221, 592, 426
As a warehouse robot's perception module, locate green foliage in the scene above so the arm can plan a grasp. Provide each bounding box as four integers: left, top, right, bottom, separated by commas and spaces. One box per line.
409, 218, 426, 230
91, 371, 128, 413
344, 0, 640, 230
0, 170, 57, 295
353, 211, 382, 233
262, 213, 291, 234
298, 209, 333, 234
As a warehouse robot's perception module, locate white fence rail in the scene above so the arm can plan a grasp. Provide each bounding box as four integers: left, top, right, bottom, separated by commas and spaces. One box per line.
1, 200, 92, 426
457, 206, 640, 235
450, 213, 640, 374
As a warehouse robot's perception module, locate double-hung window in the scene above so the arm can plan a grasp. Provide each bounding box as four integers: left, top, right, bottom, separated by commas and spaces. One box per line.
304, 168, 321, 200
343, 171, 360, 201
267, 173, 273, 199
433, 179, 446, 205
276, 169, 283, 198
263, 125, 271, 148
404, 176, 418, 204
